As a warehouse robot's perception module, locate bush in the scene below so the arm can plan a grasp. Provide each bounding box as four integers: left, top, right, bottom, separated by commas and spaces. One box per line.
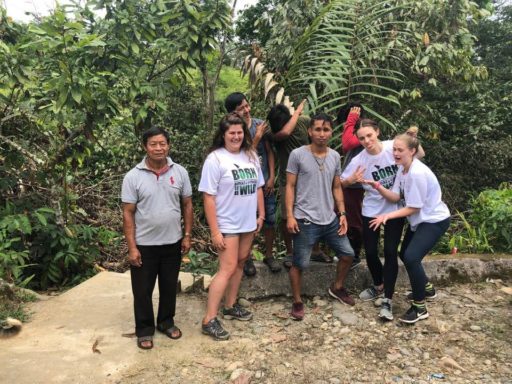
0, 203, 120, 289
468, 183, 512, 252
446, 184, 512, 253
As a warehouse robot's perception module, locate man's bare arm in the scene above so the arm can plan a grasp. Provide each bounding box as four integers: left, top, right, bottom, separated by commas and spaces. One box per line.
123, 203, 142, 267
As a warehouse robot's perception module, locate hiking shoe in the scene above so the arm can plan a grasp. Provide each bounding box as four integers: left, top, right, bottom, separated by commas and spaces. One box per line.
202, 318, 230, 340
290, 302, 305, 320
311, 251, 333, 263
263, 257, 282, 273
222, 303, 253, 321
359, 286, 384, 301
328, 285, 355, 306
399, 304, 429, 324
378, 298, 393, 321
350, 258, 362, 271
243, 258, 256, 277
282, 255, 293, 269
406, 285, 437, 301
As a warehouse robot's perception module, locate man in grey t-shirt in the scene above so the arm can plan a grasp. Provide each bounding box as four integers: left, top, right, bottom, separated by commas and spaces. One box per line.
122, 126, 193, 349
285, 113, 355, 320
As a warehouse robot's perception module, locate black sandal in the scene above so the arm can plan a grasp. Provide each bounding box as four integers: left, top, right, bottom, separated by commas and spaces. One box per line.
137, 336, 153, 349
263, 257, 282, 273
311, 251, 333, 263
158, 325, 182, 340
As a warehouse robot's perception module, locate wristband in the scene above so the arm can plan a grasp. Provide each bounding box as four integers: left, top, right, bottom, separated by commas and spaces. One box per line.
258, 216, 265, 220
339, 211, 346, 217
373, 182, 381, 190
184, 232, 191, 237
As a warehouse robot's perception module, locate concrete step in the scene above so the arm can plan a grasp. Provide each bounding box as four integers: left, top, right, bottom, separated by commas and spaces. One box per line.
238, 254, 512, 299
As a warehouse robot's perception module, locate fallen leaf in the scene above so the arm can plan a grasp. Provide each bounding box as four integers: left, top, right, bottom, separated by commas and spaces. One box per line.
440, 356, 466, 371
92, 339, 101, 354
121, 332, 136, 338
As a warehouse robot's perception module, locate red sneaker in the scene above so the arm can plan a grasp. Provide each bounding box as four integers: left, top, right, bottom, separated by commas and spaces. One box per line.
328, 285, 355, 306
290, 302, 305, 320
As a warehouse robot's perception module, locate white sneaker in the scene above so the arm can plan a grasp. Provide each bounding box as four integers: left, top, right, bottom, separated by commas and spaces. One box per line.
378, 298, 393, 321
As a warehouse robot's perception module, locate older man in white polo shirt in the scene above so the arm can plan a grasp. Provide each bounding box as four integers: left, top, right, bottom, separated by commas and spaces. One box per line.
122, 126, 193, 350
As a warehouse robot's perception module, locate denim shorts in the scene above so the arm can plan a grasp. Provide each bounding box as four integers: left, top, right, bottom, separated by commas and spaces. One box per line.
222, 232, 253, 238
264, 193, 277, 228
292, 217, 354, 270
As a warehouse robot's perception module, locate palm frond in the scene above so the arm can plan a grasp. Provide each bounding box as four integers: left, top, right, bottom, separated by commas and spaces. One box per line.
287, 0, 414, 129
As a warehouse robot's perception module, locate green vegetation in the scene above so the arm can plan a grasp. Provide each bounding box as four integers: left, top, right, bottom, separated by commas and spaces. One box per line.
0, 0, 510, 288
0, 283, 37, 322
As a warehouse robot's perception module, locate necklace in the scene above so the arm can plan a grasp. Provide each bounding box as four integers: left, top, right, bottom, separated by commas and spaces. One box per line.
310, 146, 327, 171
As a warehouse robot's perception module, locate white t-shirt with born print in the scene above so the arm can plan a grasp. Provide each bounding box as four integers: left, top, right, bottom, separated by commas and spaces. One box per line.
342, 140, 399, 217
392, 159, 450, 231
199, 147, 265, 233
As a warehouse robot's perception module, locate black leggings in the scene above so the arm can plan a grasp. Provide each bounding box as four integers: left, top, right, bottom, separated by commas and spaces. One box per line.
362, 216, 405, 299
399, 218, 450, 301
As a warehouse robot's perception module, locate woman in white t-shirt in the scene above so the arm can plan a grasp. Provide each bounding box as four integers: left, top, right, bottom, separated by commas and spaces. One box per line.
369, 134, 450, 324
341, 119, 405, 321
199, 113, 265, 340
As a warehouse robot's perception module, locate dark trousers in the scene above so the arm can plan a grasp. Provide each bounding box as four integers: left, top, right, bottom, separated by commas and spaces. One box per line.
131, 242, 182, 337
362, 216, 405, 299
343, 187, 364, 262
399, 218, 450, 301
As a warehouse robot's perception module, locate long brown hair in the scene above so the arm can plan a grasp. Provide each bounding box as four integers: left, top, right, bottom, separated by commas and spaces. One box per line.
208, 113, 257, 161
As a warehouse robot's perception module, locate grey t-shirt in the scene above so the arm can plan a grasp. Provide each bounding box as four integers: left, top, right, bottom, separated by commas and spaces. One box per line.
286, 146, 341, 225
121, 157, 192, 246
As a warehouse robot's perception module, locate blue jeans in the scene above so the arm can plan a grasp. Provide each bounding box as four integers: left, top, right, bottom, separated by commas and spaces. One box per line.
263, 193, 277, 228
292, 217, 354, 270
400, 218, 450, 301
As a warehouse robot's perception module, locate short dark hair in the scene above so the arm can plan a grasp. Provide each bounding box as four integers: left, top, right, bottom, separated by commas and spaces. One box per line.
336, 101, 364, 125
310, 112, 333, 128
142, 126, 170, 146
267, 104, 292, 133
224, 92, 247, 113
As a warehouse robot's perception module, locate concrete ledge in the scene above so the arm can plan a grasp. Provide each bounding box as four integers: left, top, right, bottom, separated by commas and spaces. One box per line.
238, 254, 512, 300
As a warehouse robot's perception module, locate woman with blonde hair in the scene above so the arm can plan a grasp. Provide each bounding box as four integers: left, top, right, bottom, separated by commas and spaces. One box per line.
369, 133, 450, 323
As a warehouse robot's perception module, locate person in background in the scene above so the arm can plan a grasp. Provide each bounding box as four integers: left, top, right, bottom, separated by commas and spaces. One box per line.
225, 93, 281, 275
337, 102, 365, 270
268, 101, 331, 266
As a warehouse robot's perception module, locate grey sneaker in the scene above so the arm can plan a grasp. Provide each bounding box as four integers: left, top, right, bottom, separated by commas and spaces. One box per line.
359, 286, 384, 301
202, 317, 230, 340
378, 298, 393, 321
222, 303, 253, 321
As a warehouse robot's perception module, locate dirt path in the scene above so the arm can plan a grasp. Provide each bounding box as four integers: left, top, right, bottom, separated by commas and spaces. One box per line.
120, 282, 511, 384
1, 272, 511, 384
